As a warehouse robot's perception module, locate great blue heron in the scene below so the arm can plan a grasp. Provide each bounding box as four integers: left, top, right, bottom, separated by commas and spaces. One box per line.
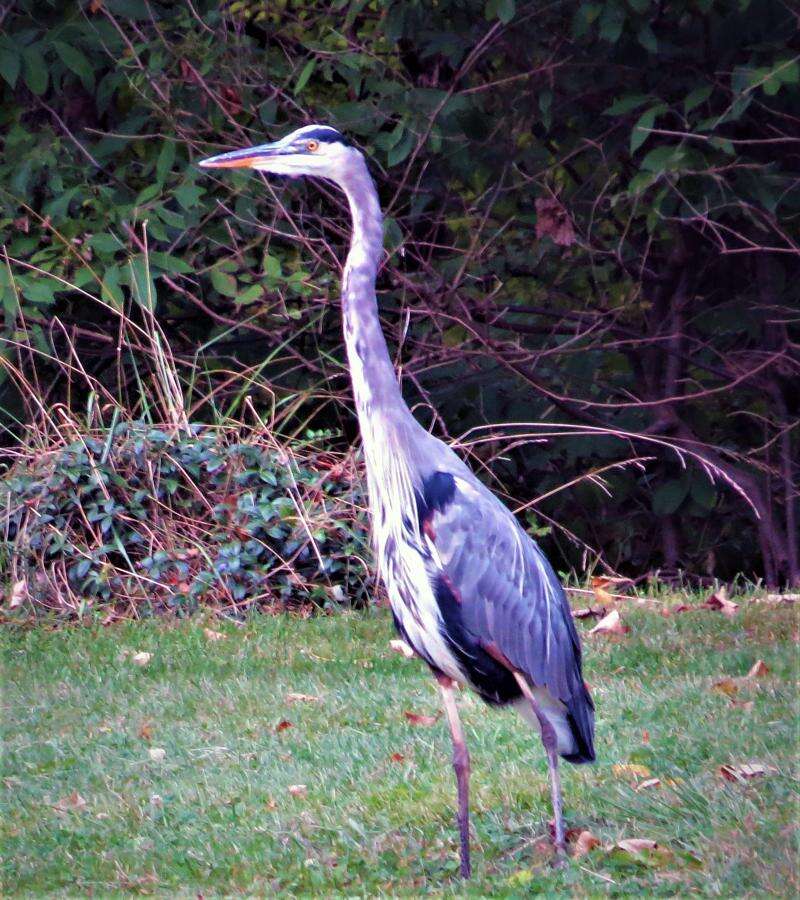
199, 125, 595, 877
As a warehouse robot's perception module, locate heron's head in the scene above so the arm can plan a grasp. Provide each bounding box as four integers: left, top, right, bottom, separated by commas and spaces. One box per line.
198, 125, 358, 181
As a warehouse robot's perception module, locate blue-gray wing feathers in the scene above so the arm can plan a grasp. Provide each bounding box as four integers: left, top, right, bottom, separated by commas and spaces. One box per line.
421, 472, 595, 763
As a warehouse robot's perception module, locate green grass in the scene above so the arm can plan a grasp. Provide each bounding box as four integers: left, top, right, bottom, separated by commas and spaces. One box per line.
2, 600, 797, 897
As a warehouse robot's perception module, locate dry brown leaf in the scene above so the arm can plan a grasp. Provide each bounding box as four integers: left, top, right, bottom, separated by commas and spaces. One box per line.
589, 608, 629, 636
616, 838, 658, 853
536, 197, 576, 247
148, 747, 166, 762
747, 659, 769, 678
389, 639, 415, 658
53, 791, 88, 814
390, 752, 406, 763
276, 720, 293, 733
669, 603, 694, 615
612, 763, 652, 780
572, 829, 601, 857
403, 710, 440, 727
9, 579, 27, 609
138, 721, 153, 741
288, 784, 307, 798
132, 652, 152, 667
593, 585, 615, 607
636, 777, 662, 791
702, 586, 739, 617
719, 762, 777, 783
609, 838, 676, 869
285, 692, 321, 704
573, 605, 606, 619
712, 677, 739, 697
203, 627, 225, 642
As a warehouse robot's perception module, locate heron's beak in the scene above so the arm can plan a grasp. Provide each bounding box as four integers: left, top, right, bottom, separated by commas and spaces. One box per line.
198, 141, 284, 169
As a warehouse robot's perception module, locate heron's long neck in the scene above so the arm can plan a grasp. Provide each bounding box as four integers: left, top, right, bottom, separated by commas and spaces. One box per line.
340, 160, 406, 425
339, 158, 426, 544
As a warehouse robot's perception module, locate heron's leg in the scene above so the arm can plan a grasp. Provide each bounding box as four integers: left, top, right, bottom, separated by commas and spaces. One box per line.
436, 673, 471, 879
512, 672, 566, 860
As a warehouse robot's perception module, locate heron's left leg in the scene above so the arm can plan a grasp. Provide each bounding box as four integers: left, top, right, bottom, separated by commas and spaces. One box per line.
436, 674, 471, 879
512, 672, 566, 860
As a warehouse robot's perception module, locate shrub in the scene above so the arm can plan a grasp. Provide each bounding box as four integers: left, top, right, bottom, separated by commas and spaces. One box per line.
2, 419, 372, 620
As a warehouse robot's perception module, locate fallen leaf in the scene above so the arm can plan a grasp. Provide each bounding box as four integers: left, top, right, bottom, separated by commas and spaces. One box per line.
636, 777, 662, 791
138, 721, 153, 741
642, 729, 650, 744
669, 603, 694, 615
572, 829, 601, 857
615, 838, 655, 852
389, 639, 415, 658
592, 584, 615, 607
719, 762, 777, 783
53, 791, 88, 814
288, 784, 307, 798
589, 608, 629, 636
132, 652, 152, 667
573, 605, 606, 619
265, 798, 277, 811
612, 838, 673, 866
712, 677, 739, 697
8, 579, 27, 609
203, 627, 225, 641
149, 747, 166, 762
747, 659, 769, 678
285, 692, 321, 704
390, 752, 406, 763
276, 720, 293, 732
701, 586, 739, 617
612, 763, 652, 780
403, 710, 440, 727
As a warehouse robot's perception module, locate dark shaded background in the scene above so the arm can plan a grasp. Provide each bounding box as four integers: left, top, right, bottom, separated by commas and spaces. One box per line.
1, 0, 798, 585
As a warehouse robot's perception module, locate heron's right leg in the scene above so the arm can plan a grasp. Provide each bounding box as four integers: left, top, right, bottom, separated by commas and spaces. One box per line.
512, 672, 566, 862
436, 674, 471, 879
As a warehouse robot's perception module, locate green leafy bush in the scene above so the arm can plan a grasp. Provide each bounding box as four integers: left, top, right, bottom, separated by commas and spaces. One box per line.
2, 422, 371, 618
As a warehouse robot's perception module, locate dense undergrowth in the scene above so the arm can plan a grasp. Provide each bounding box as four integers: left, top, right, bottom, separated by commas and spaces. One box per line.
1, 0, 797, 584
2, 419, 370, 619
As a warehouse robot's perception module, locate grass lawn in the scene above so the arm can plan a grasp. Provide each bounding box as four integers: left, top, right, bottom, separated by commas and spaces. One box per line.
2, 599, 797, 896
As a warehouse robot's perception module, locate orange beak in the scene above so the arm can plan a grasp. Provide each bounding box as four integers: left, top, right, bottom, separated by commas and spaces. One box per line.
198, 142, 284, 169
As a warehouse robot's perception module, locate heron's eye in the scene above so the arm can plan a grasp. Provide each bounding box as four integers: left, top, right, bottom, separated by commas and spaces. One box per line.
306, 139, 320, 152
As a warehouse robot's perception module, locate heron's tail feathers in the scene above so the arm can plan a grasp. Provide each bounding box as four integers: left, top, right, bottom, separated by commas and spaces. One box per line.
562, 683, 595, 764
515, 684, 595, 764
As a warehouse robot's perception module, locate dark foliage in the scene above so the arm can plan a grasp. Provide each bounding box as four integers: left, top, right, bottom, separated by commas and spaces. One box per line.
2, 422, 370, 617
0, 0, 798, 587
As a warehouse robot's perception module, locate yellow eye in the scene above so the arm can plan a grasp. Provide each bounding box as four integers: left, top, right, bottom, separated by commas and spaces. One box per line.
306, 139, 320, 152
